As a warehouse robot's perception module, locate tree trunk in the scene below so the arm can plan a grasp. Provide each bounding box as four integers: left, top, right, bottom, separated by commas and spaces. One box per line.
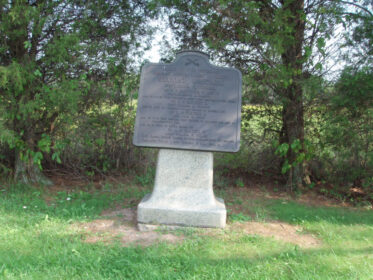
280, 0, 306, 191
281, 84, 305, 191
14, 147, 52, 186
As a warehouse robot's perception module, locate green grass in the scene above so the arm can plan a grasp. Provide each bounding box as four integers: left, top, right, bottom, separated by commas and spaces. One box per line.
0, 183, 372, 279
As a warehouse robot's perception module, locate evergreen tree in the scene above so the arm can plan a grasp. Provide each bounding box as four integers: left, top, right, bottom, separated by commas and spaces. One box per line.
0, 0, 150, 183
158, 0, 368, 190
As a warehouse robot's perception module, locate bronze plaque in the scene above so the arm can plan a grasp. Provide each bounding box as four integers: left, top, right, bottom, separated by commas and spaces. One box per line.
133, 51, 242, 152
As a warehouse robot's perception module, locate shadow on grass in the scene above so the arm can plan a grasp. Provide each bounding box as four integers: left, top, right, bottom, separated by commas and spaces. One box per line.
1, 183, 372, 227
1, 234, 372, 280
0, 183, 150, 223
263, 199, 373, 226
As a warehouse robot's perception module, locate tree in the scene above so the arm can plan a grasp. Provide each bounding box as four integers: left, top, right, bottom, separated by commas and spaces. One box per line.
342, 0, 373, 69
158, 0, 363, 190
0, 0, 150, 183
326, 67, 373, 186
321, 1, 373, 189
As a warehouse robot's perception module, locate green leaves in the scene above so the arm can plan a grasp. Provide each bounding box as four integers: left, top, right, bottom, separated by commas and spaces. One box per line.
290, 139, 301, 153
275, 139, 313, 175
23, 41, 31, 50
275, 143, 289, 157
37, 135, 51, 153
0, 0, 152, 179
281, 160, 291, 174
32, 151, 43, 168
316, 38, 326, 56
315, 63, 322, 71
304, 46, 312, 60
33, 69, 42, 77
51, 152, 62, 164
333, 67, 373, 112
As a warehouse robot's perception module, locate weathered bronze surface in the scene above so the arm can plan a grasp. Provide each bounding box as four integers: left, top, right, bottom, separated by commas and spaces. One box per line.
133, 51, 242, 152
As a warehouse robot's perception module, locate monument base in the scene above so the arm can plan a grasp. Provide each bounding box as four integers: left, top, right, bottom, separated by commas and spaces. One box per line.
137, 149, 226, 230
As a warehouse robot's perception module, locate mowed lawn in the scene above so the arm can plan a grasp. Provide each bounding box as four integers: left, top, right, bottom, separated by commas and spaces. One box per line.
0, 181, 372, 280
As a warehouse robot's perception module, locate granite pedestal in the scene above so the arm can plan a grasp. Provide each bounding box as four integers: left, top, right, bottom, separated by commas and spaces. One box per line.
137, 149, 226, 230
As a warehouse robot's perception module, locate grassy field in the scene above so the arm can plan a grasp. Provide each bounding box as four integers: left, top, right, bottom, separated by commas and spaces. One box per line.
0, 180, 372, 280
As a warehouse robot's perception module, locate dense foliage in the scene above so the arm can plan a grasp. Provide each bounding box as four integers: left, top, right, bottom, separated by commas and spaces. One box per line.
0, 0, 150, 183
0, 0, 372, 202
155, 0, 373, 197
156, 0, 372, 191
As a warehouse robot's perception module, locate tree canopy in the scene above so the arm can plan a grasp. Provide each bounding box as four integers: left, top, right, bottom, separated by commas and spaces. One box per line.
155, 0, 372, 190
0, 0, 372, 196
0, 0, 151, 183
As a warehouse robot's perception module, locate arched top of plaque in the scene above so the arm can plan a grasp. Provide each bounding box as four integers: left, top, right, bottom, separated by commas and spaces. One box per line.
176, 50, 210, 58
134, 50, 242, 153
142, 51, 241, 78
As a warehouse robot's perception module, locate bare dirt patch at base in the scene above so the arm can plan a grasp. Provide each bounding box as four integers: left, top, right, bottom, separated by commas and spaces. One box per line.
75, 208, 184, 247
75, 208, 321, 248
230, 221, 321, 248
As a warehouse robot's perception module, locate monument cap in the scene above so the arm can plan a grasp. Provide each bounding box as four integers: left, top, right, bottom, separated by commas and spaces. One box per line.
176, 50, 210, 59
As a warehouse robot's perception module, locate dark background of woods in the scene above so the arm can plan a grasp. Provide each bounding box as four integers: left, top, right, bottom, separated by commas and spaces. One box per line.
0, 0, 372, 204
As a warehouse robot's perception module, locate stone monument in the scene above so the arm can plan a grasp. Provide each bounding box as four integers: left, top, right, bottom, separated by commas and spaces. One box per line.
133, 51, 242, 229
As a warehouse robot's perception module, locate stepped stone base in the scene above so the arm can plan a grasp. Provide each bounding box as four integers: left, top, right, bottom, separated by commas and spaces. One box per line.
137, 149, 226, 230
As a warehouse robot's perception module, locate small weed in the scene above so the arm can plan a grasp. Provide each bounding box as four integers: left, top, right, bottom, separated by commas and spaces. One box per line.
230, 212, 252, 222
215, 188, 226, 198
254, 206, 269, 221
233, 198, 243, 205
235, 178, 245, 188
214, 174, 231, 188
103, 182, 114, 191
135, 166, 155, 186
